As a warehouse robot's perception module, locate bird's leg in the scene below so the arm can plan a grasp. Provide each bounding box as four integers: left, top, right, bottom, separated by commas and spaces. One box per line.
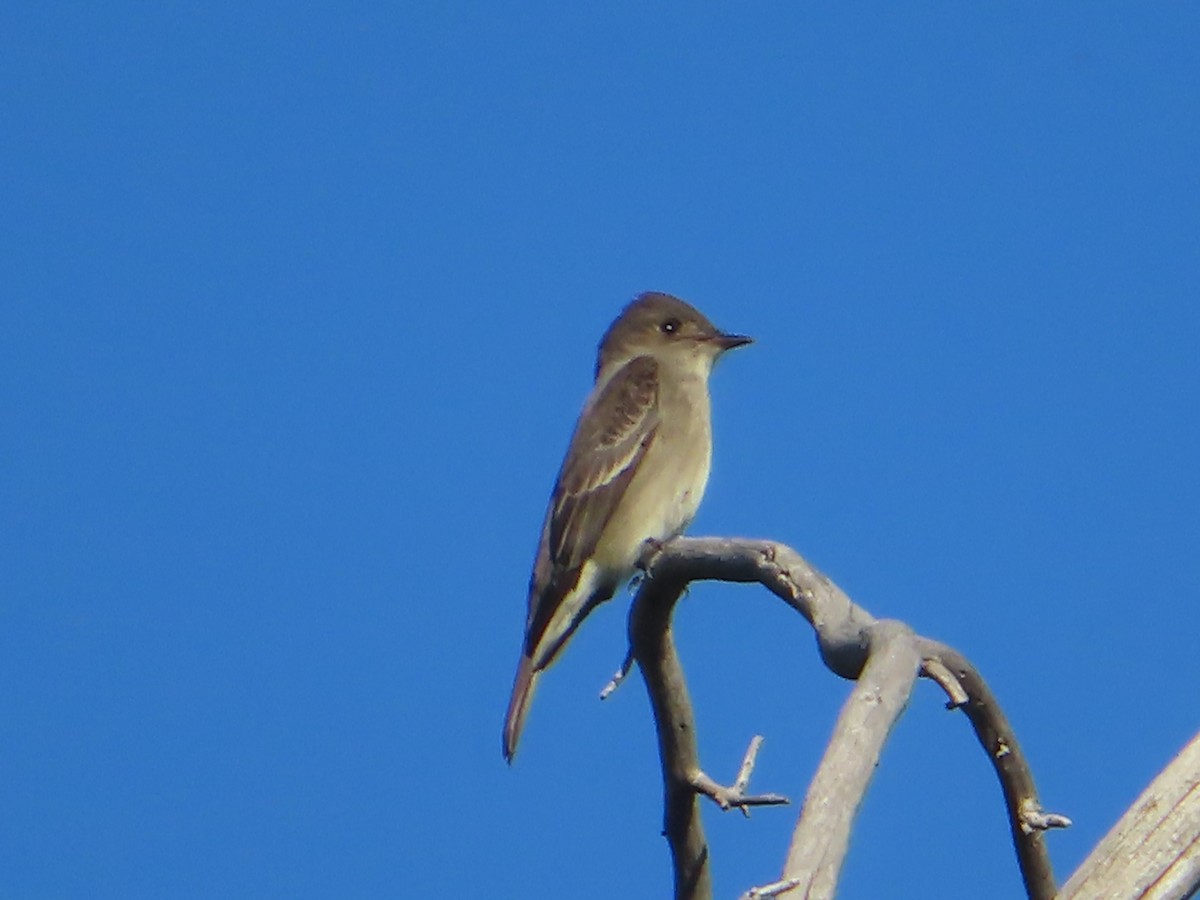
636, 536, 666, 573
605, 539, 667, 700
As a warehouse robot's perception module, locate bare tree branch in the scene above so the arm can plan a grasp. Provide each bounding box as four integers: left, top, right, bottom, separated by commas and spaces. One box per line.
916, 637, 1070, 899
628, 555, 712, 900
739, 877, 803, 900
780, 619, 922, 896
686, 736, 790, 814
1057, 731, 1200, 900
628, 536, 1067, 900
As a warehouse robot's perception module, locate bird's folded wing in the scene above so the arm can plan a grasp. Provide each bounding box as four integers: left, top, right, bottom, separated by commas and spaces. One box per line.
524, 355, 660, 644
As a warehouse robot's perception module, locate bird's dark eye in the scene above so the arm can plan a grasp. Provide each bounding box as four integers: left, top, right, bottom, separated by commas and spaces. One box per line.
660, 318, 680, 335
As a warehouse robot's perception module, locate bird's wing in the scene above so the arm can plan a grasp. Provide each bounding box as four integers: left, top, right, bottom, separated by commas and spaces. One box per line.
524, 354, 660, 651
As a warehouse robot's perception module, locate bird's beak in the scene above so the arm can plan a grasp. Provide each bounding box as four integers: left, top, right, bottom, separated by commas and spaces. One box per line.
711, 331, 753, 352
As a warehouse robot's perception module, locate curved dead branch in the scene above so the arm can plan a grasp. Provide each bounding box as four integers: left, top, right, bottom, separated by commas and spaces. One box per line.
627, 536, 1069, 900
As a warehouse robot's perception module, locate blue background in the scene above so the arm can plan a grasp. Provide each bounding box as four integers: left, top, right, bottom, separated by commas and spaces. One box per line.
3, 4, 1198, 898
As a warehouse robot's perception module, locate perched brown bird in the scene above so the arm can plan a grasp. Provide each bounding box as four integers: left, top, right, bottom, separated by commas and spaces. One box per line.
503, 292, 750, 762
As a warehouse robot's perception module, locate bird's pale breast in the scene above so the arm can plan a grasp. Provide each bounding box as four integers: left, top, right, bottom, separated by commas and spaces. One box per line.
591, 371, 713, 574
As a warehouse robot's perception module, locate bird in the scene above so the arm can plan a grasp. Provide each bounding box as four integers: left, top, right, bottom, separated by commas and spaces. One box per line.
503, 291, 751, 762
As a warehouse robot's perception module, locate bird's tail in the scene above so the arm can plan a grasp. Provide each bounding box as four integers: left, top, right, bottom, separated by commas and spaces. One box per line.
502, 655, 539, 764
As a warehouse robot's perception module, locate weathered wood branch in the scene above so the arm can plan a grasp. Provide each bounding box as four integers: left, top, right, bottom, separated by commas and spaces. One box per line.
689, 736, 790, 813
628, 536, 1068, 900
1057, 730, 1200, 900
914, 637, 1071, 896
780, 619, 922, 896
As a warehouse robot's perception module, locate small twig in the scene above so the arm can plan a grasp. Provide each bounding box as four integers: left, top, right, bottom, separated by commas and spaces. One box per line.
689, 770, 789, 814
683, 736, 789, 816
1019, 800, 1072, 834
921, 656, 969, 708
734, 735, 765, 794
600, 648, 635, 699
738, 877, 802, 900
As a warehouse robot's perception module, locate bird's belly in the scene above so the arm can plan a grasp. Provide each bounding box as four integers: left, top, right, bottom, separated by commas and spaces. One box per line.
594, 430, 712, 573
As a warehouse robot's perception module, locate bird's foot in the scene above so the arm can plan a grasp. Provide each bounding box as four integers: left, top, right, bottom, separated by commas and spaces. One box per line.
636, 536, 666, 573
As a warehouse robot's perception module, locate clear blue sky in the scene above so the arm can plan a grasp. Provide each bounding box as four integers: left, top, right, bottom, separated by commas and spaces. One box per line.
3, 5, 1198, 898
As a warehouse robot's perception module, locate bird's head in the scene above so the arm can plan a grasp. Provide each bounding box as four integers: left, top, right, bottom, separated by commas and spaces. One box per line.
596, 291, 752, 379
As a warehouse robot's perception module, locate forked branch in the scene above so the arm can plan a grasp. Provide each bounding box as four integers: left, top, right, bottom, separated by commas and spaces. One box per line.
627, 536, 1068, 900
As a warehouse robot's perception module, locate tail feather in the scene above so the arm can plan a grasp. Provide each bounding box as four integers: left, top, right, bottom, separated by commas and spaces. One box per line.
503, 565, 616, 763
502, 655, 539, 764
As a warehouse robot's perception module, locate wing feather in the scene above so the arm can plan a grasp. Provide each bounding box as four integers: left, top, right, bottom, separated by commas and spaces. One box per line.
523, 355, 660, 651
